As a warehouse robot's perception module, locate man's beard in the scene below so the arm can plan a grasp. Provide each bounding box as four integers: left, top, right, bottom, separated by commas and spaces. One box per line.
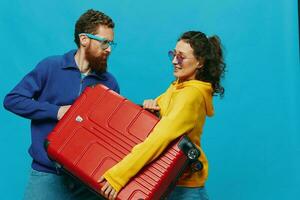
85, 47, 109, 73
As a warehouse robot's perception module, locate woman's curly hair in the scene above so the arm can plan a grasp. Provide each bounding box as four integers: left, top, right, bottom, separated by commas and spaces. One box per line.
179, 31, 226, 97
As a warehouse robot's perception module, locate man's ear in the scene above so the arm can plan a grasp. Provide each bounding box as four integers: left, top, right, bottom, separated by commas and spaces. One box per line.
79, 34, 89, 47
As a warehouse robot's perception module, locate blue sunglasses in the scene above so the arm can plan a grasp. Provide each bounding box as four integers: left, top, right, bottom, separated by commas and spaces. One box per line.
80, 33, 116, 50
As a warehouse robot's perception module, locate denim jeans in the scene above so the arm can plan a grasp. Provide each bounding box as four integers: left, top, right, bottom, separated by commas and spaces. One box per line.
23, 169, 101, 200
167, 186, 209, 200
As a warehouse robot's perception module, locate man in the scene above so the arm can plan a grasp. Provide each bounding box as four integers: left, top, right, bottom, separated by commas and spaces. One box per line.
3, 9, 119, 200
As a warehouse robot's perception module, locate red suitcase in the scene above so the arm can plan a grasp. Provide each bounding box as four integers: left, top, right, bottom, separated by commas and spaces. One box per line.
45, 84, 202, 200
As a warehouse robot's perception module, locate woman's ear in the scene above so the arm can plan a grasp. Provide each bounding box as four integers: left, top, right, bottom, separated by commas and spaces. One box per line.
197, 62, 204, 69
196, 58, 204, 69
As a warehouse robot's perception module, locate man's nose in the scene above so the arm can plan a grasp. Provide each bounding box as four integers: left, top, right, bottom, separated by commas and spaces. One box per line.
105, 46, 112, 53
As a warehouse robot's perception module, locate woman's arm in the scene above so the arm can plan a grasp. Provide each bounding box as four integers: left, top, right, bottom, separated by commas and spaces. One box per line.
102, 87, 205, 194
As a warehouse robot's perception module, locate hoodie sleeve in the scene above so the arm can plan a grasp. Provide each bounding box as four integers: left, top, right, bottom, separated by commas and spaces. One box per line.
103, 87, 205, 192
3, 60, 59, 120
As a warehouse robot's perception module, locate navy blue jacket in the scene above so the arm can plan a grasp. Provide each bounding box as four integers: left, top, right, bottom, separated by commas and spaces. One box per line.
3, 50, 120, 173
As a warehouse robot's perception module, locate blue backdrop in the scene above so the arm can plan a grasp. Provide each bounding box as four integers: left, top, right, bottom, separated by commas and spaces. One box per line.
0, 0, 299, 199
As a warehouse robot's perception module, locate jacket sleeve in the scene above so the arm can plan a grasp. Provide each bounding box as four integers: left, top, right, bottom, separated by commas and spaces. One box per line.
103, 87, 205, 192
113, 81, 120, 94
3, 61, 59, 120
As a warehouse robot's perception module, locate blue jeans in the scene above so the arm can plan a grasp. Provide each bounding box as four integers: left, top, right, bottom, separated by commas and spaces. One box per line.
168, 186, 209, 200
23, 169, 101, 200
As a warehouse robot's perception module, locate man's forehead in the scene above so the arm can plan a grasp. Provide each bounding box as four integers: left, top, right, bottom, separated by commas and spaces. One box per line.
95, 25, 114, 40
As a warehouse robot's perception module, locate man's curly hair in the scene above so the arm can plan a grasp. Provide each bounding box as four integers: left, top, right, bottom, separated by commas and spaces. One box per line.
74, 9, 115, 47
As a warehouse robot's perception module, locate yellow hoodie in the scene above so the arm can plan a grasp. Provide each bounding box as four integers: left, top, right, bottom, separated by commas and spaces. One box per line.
103, 80, 214, 192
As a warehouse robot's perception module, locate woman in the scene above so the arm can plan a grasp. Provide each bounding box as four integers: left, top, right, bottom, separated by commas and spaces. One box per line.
99, 31, 226, 200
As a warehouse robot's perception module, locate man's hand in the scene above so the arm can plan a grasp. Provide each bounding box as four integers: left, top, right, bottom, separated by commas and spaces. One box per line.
99, 176, 118, 200
143, 99, 160, 111
57, 105, 71, 120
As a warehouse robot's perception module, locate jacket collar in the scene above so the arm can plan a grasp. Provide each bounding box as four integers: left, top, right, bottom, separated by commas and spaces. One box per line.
61, 49, 107, 80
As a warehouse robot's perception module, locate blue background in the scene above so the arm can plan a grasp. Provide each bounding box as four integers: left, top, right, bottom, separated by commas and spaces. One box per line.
0, 0, 299, 199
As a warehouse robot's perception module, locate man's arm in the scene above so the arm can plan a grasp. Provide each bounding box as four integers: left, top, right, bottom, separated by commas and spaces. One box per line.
3, 61, 60, 120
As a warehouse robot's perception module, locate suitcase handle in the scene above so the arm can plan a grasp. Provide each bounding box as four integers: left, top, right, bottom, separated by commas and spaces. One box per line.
138, 104, 161, 118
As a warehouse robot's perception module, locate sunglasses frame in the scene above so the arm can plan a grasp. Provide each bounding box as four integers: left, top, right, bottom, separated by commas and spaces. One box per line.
80, 33, 117, 50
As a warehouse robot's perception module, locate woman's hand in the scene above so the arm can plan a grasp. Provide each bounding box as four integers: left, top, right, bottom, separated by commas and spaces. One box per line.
99, 176, 118, 200
143, 99, 160, 111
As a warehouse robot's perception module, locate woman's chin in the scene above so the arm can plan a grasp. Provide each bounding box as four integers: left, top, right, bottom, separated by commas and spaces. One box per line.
173, 71, 180, 78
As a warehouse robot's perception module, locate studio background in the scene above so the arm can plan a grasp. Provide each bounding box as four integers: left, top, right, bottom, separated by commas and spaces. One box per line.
0, 0, 299, 199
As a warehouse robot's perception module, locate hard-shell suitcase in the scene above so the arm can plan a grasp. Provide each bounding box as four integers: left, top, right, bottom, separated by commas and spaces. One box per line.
45, 84, 202, 200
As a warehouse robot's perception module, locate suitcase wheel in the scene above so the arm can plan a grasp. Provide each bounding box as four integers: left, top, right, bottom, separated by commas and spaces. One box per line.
191, 160, 203, 172
187, 148, 200, 160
